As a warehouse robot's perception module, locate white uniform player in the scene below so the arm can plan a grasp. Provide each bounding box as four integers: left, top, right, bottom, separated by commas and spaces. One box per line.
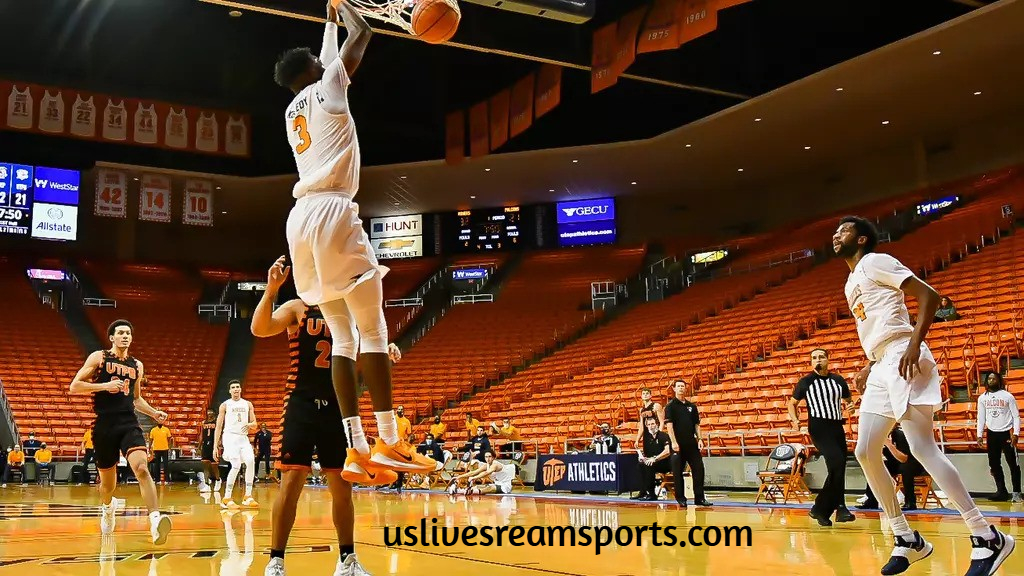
835, 216, 1013, 576
215, 380, 257, 509
70, 94, 97, 137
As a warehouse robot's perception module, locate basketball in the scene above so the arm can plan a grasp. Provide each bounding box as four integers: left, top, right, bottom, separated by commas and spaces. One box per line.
411, 0, 460, 44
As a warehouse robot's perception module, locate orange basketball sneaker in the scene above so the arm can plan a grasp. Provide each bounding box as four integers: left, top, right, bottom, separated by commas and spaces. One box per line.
341, 448, 398, 486
369, 438, 438, 473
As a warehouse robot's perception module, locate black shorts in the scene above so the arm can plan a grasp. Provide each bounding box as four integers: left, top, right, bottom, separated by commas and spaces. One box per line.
280, 393, 348, 471
201, 444, 215, 462
93, 414, 147, 470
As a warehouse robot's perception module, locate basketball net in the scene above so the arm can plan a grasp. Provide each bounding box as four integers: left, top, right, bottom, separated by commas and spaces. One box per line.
347, 0, 460, 35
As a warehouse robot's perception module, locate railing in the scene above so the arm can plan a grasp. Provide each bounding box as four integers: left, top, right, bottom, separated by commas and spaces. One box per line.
82, 297, 116, 308
415, 266, 447, 299
695, 248, 815, 283
0, 377, 19, 447
453, 293, 494, 304
217, 280, 232, 306
385, 297, 424, 308
198, 304, 233, 317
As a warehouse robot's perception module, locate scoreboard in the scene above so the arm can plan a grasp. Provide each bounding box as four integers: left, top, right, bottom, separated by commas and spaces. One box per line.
454, 206, 522, 252
0, 164, 33, 236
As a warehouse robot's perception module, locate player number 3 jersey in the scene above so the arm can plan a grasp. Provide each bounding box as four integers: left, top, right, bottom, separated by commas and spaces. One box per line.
284, 59, 359, 200
844, 253, 916, 361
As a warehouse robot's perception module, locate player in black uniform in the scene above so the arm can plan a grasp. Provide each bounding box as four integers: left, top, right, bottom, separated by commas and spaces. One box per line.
69, 319, 172, 545
198, 408, 221, 493
252, 256, 402, 576
635, 387, 665, 449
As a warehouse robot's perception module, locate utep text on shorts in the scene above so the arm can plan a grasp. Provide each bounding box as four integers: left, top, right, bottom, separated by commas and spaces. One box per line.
384, 518, 753, 554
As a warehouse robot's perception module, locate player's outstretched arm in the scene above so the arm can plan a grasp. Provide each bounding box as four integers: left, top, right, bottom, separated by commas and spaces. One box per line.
336, 0, 372, 77
320, 0, 341, 64
251, 256, 302, 337
70, 351, 121, 395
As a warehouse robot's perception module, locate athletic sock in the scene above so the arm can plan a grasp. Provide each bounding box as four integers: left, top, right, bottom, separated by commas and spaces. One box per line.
270, 549, 285, 559
148, 510, 160, 522
344, 416, 370, 454
962, 507, 992, 538
375, 411, 399, 446
340, 544, 355, 561
245, 484, 253, 498
889, 515, 913, 539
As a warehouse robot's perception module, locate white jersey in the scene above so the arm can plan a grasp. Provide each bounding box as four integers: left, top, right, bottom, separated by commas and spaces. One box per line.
6, 85, 33, 129
102, 99, 128, 141
844, 252, 915, 361
38, 90, 65, 133
978, 390, 1021, 436
133, 103, 158, 144
221, 397, 252, 438
196, 112, 219, 152
70, 94, 97, 137
225, 115, 248, 156
165, 107, 188, 149
492, 461, 515, 490
284, 50, 360, 199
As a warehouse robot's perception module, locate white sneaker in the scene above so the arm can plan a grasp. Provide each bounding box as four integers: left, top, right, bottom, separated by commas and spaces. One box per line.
335, 554, 371, 576
213, 480, 222, 491
1012, 492, 1023, 504
150, 513, 171, 545
880, 531, 933, 575
265, 557, 286, 576
199, 482, 211, 493
100, 497, 123, 535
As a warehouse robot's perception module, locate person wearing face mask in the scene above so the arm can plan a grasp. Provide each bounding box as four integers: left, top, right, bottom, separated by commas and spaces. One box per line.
388, 406, 413, 492
469, 426, 491, 463
592, 423, 620, 454
429, 416, 447, 444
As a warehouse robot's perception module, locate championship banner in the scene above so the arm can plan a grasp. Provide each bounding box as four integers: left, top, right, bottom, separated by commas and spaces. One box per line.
637, 0, 682, 54
591, 22, 619, 94
469, 101, 489, 158
445, 110, 465, 165
614, 6, 648, 76
509, 73, 535, 138
139, 174, 171, 223
488, 89, 510, 151
535, 64, 562, 119
94, 169, 127, 218
183, 178, 214, 226
677, 0, 719, 45
0, 79, 251, 158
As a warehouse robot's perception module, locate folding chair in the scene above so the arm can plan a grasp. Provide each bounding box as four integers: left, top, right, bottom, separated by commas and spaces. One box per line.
755, 443, 812, 504
896, 474, 944, 509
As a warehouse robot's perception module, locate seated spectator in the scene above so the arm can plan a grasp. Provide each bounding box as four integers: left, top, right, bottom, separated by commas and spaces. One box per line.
490, 417, 523, 458
857, 425, 922, 511
429, 416, 447, 444
418, 434, 444, 465
467, 426, 490, 463
464, 413, 482, 440
2, 445, 25, 487
632, 417, 672, 501
934, 296, 960, 322
35, 443, 54, 484
592, 423, 621, 454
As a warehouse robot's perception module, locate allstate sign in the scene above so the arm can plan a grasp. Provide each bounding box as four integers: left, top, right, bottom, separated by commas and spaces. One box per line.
556, 197, 615, 224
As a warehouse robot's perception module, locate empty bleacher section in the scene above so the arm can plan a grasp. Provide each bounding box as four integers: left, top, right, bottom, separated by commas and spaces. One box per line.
80, 261, 229, 450
0, 258, 87, 457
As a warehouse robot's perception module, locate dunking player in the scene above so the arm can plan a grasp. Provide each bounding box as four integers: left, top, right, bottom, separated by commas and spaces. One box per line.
252, 256, 402, 576
198, 408, 222, 493
214, 380, 258, 509
273, 0, 434, 481
69, 319, 172, 544
836, 216, 1014, 575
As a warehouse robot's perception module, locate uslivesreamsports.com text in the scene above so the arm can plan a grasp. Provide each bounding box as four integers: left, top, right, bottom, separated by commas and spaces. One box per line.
385, 519, 752, 554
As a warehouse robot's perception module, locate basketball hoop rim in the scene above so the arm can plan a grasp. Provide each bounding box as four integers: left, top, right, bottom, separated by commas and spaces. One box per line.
348, 0, 460, 35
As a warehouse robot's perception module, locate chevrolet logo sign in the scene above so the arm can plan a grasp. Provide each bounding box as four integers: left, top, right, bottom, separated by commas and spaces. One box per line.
378, 239, 415, 250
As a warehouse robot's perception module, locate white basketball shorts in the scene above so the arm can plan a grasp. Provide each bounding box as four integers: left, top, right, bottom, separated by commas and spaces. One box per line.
859, 337, 943, 421
222, 434, 254, 464
286, 193, 383, 306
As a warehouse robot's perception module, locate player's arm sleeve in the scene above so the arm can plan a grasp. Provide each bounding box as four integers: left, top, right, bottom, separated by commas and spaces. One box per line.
837, 375, 852, 400
863, 253, 915, 289
976, 397, 986, 438
319, 59, 352, 115
792, 378, 807, 400
319, 22, 339, 66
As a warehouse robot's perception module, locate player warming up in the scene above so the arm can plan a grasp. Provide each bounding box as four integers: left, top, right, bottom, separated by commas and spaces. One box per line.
272, 0, 435, 483
253, 256, 402, 576
214, 380, 259, 509
835, 216, 1014, 576
198, 408, 222, 493
69, 319, 172, 545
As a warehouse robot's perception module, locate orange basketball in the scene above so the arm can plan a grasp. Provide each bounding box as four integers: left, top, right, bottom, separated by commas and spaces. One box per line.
411, 0, 460, 44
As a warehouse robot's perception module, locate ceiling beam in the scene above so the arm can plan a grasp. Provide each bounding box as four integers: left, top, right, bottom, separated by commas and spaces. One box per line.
196, 0, 751, 100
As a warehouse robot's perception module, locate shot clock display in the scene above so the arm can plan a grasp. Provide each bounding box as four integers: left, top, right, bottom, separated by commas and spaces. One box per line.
0, 163, 80, 241
0, 163, 33, 236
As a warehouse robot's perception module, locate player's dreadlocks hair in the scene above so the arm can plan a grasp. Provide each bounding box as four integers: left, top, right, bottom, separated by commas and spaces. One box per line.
274, 47, 315, 89
839, 215, 880, 254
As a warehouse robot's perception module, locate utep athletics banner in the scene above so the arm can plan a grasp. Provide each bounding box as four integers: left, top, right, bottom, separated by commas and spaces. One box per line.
452, 268, 487, 280
556, 197, 616, 246
370, 214, 423, 239
534, 453, 642, 493
372, 235, 423, 259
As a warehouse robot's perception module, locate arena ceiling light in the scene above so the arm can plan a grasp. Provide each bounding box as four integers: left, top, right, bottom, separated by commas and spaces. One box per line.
932, 50, 942, 55
974, 91, 982, 95
881, 120, 890, 125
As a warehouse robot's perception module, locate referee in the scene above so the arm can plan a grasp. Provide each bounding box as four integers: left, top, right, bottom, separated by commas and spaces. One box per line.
788, 348, 855, 526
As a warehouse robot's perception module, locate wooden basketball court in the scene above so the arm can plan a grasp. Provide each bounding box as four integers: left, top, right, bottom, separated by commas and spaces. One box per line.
1, 484, 1022, 575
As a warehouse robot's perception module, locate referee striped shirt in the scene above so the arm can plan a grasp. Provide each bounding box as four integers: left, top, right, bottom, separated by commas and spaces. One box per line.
792, 372, 851, 422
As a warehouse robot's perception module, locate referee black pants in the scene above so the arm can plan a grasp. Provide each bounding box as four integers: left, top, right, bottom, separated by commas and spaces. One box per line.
986, 430, 1021, 494
809, 419, 848, 517
671, 443, 706, 503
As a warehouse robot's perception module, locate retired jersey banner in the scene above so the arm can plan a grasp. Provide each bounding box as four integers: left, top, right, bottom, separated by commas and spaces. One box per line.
591, 22, 619, 93
183, 179, 214, 226
469, 101, 489, 158
94, 169, 127, 218
614, 6, 648, 76
139, 174, 171, 223
0, 79, 250, 158
637, 0, 682, 54
535, 64, 562, 119
489, 89, 510, 151
509, 73, 535, 138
